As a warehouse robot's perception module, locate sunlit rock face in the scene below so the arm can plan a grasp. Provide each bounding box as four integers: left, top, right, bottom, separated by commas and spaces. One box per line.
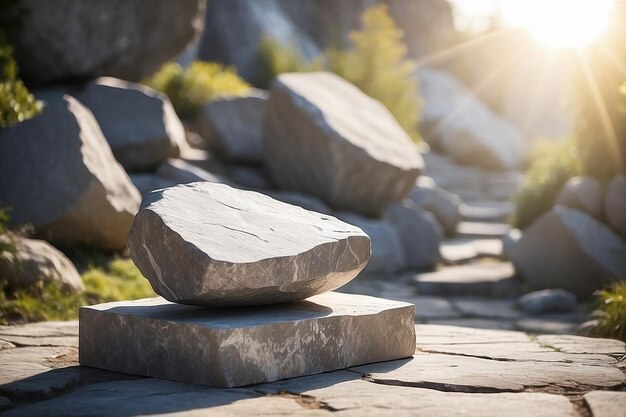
0, 96, 140, 251
8, 0, 201, 85
419, 67, 526, 171
264, 72, 423, 217
127, 182, 371, 307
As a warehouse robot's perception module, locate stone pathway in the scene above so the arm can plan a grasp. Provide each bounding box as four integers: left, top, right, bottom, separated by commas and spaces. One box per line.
0, 320, 624, 416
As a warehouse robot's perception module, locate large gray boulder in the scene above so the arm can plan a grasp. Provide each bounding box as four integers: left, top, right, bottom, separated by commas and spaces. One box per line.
605, 174, 626, 238
264, 72, 423, 216
508, 206, 626, 298
155, 159, 228, 186
71, 78, 185, 171
385, 201, 443, 270
336, 213, 406, 274
127, 182, 371, 307
408, 176, 462, 235
194, 90, 268, 164
419, 68, 525, 170
0, 236, 83, 293
555, 176, 603, 219
0, 96, 141, 250
7, 0, 201, 85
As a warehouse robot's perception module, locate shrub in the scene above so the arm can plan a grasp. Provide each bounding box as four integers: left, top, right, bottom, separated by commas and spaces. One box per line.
510, 139, 582, 229
145, 61, 250, 120
254, 37, 322, 89
593, 281, 626, 342
327, 4, 421, 142
0, 257, 155, 324
0, 45, 42, 127
253, 5, 422, 142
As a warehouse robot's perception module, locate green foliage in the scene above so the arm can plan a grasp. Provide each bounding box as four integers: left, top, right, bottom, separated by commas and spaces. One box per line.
327, 4, 421, 141
0, 208, 16, 262
253, 5, 422, 142
254, 37, 323, 89
0, 258, 155, 324
510, 140, 582, 229
0, 45, 42, 127
593, 281, 626, 342
145, 61, 250, 120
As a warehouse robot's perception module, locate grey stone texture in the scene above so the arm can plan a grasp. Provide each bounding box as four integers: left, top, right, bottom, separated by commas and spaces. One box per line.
264, 72, 423, 216
70, 77, 184, 171
336, 213, 406, 274
264, 191, 332, 214
605, 174, 626, 237
0, 236, 83, 292
79, 293, 416, 387
155, 158, 228, 186
555, 175, 603, 219
408, 176, 462, 235
584, 391, 626, 417
195, 90, 268, 164
128, 182, 371, 306
8, 0, 201, 85
508, 205, 626, 298
0, 96, 140, 251
384, 201, 443, 270
129, 174, 177, 198
516, 289, 577, 315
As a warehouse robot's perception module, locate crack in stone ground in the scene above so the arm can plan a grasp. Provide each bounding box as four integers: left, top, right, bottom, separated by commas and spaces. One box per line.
262, 390, 338, 411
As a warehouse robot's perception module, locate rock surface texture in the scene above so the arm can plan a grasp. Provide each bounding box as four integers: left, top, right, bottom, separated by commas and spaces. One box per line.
195, 90, 267, 164
264, 72, 423, 216
127, 182, 371, 306
604, 174, 626, 237
0, 96, 140, 250
508, 205, 626, 298
409, 176, 462, 235
0, 237, 83, 293
419, 68, 525, 170
79, 293, 416, 387
555, 176, 603, 219
71, 77, 184, 171
8, 0, 201, 85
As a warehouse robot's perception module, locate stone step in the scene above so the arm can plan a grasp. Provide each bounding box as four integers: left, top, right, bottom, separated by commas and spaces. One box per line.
457, 221, 511, 238
411, 262, 520, 298
440, 238, 503, 264
460, 201, 514, 223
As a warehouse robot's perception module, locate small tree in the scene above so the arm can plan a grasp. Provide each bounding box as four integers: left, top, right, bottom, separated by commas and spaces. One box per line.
327, 4, 421, 142
0, 46, 42, 127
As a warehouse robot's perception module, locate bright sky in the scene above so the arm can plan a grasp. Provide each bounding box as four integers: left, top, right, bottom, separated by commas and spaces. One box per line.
449, 0, 616, 48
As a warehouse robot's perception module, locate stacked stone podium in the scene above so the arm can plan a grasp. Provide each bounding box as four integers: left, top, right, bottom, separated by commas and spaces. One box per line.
79, 182, 416, 387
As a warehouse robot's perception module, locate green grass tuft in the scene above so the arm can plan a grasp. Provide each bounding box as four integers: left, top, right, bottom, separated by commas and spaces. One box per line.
593, 281, 626, 342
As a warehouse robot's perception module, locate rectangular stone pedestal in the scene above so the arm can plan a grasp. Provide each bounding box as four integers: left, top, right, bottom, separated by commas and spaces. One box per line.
79, 291, 415, 387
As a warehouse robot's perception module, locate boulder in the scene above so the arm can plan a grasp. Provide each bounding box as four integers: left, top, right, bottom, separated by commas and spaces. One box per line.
516, 289, 577, 315
0, 236, 83, 292
155, 159, 228, 185
264, 191, 332, 214
194, 90, 268, 164
605, 174, 626, 238
555, 176, 603, 219
408, 176, 462, 235
0, 96, 141, 250
508, 206, 626, 298
419, 68, 525, 170
501, 228, 522, 260
71, 78, 184, 171
264, 72, 423, 216
336, 213, 405, 274
127, 182, 371, 306
224, 166, 272, 190
8, 0, 201, 85
384, 201, 443, 270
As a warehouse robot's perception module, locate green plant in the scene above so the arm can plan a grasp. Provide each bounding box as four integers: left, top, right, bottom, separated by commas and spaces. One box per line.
593, 281, 626, 342
326, 4, 421, 142
0, 257, 155, 324
0, 45, 42, 127
510, 139, 582, 229
254, 37, 323, 89
144, 61, 250, 120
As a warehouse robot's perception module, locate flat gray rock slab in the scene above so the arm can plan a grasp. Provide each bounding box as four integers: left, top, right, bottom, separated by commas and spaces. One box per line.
128, 182, 370, 307
412, 263, 519, 297
427, 318, 516, 330
451, 298, 521, 320
350, 352, 626, 393
415, 324, 530, 344
536, 334, 626, 355
460, 201, 514, 222
516, 316, 584, 335
584, 391, 626, 417
457, 221, 511, 238
79, 292, 416, 387
441, 238, 503, 264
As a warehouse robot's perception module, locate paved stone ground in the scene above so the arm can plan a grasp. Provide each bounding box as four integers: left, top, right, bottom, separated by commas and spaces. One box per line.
0, 320, 624, 416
